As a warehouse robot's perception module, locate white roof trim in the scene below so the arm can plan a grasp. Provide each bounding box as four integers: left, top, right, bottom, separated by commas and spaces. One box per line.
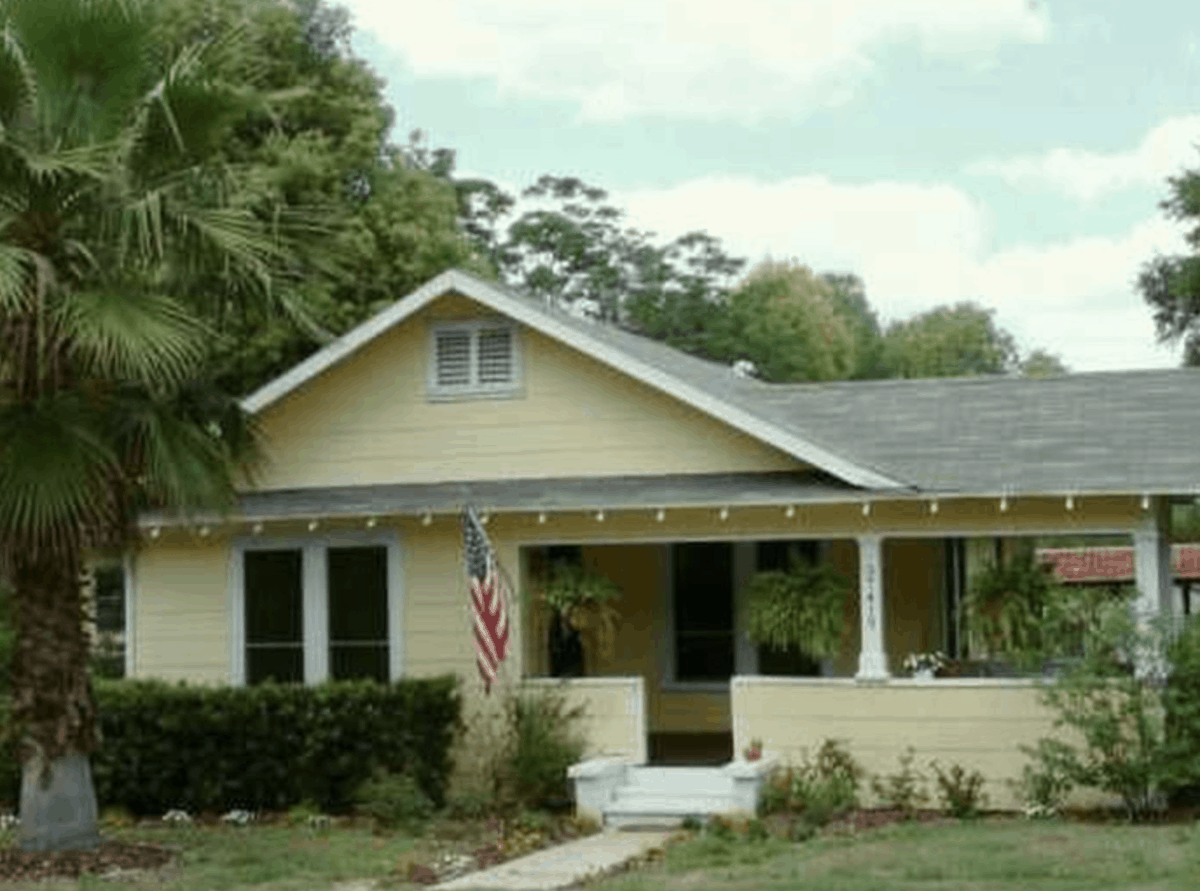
240, 270, 905, 490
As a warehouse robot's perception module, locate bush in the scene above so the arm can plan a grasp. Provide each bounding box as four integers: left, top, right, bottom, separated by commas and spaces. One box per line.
355, 769, 434, 833
870, 747, 929, 818
760, 739, 862, 827
0, 582, 16, 804
930, 761, 988, 819
1028, 612, 1200, 821
506, 688, 587, 807
87, 676, 461, 815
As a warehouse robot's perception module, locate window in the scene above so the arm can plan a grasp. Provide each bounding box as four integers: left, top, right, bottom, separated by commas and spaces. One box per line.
234, 536, 401, 685
754, 540, 822, 677
90, 562, 127, 679
673, 543, 735, 682
428, 321, 521, 399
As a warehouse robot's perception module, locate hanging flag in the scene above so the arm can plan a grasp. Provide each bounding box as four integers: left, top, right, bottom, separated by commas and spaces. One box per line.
461, 506, 511, 693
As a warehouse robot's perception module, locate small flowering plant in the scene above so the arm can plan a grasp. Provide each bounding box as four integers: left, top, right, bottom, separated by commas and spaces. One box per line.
902, 651, 947, 676
0, 812, 18, 833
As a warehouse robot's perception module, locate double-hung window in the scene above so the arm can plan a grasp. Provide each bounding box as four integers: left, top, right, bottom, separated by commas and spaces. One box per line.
428, 321, 521, 400
234, 535, 401, 685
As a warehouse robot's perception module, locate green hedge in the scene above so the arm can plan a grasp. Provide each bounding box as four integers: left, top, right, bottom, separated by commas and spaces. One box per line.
2, 676, 462, 815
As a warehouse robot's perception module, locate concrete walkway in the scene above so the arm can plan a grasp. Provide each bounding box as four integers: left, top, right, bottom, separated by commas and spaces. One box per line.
434, 828, 672, 890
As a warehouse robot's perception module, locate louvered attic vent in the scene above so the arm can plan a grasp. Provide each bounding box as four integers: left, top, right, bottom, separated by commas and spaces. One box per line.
429, 321, 520, 399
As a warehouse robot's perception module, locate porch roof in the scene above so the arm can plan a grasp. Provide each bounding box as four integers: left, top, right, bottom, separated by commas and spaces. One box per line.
137, 471, 859, 527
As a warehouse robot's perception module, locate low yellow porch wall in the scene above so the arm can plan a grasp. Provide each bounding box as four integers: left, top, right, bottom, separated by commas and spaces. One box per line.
523, 677, 648, 763
731, 676, 1058, 810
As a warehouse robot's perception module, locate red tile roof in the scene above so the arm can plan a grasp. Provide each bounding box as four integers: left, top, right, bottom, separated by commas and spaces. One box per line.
1037, 545, 1200, 583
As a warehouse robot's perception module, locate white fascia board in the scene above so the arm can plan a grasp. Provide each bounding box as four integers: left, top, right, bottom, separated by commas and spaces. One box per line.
239, 269, 902, 488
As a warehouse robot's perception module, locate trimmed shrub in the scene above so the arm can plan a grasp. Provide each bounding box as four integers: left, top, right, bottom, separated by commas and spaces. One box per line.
355, 769, 434, 832
759, 739, 863, 828
88, 676, 461, 815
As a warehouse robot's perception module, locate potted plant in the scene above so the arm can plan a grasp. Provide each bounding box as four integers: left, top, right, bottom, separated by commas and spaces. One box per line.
538, 563, 622, 677
902, 651, 947, 680
743, 558, 849, 664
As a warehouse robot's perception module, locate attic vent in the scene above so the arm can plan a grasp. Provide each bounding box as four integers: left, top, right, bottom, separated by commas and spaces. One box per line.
429, 321, 521, 400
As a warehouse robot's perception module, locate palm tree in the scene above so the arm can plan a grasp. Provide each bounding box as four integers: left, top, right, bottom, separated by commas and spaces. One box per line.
0, 0, 314, 850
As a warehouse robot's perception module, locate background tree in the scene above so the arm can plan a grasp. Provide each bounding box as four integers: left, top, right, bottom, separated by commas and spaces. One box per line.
881, 302, 1019, 378
0, 0, 315, 850
152, 0, 484, 395
1138, 157, 1200, 364
820, 272, 887, 379
1020, 349, 1070, 378
724, 260, 858, 382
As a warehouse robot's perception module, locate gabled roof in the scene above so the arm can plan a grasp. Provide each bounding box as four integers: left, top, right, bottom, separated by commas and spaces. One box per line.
242, 268, 1200, 499
241, 269, 907, 490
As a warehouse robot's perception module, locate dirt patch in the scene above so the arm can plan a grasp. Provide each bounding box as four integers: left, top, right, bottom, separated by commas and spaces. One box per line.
0, 840, 175, 883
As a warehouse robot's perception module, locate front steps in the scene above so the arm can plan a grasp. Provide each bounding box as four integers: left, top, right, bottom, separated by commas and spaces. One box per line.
569, 758, 777, 828
606, 767, 737, 827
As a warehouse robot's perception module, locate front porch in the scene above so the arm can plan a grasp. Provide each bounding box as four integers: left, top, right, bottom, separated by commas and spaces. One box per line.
516, 500, 1178, 821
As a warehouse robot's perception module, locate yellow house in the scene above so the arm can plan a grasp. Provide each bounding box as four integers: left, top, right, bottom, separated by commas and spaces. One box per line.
129, 269, 1196, 820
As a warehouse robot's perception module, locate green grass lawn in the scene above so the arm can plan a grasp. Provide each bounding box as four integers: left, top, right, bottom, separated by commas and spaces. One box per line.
601, 819, 1200, 891
1, 824, 418, 891
4, 818, 1200, 890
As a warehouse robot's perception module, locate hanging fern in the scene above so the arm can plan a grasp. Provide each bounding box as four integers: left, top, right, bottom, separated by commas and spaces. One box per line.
744, 560, 849, 658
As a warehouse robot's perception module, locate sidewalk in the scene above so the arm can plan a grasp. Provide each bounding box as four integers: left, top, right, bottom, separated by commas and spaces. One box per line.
433, 827, 672, 891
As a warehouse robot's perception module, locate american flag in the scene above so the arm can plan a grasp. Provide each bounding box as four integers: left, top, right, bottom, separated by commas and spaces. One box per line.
461, 506, 511, 693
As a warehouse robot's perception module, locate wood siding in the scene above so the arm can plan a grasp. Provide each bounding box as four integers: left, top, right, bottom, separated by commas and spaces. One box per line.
252, 294, 801, 490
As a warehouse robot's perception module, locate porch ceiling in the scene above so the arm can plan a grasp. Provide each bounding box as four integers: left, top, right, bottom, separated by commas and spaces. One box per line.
138, 471, 863, 526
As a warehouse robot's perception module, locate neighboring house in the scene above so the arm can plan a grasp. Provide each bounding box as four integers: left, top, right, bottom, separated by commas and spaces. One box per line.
1038, 544, 1200, 615
123, 269, 1200, 816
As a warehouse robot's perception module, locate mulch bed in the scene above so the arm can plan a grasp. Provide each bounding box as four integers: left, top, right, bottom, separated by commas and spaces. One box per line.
0, 840, 175, 883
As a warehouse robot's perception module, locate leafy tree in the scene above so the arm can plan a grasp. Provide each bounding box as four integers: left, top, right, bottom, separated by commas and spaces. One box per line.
821, 272, 886, 379
0, 0, 313, 849
1019, 349, 1069, 378
882, 302, 1019, 378
152, 0, 484, 395
725, 260, 858, 382
1138, 158, 1200, 364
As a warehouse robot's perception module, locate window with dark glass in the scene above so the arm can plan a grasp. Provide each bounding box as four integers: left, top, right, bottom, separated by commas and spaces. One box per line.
755, 540, 823, 676
673, 542, 734, 682
328, 546, 389, 682
244, 549, 304, 684
92, 565, 125, 679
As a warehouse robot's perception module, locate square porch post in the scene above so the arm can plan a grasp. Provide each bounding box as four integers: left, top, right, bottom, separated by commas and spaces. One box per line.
856, 534, 889, 680
1133, 498, 1173, 675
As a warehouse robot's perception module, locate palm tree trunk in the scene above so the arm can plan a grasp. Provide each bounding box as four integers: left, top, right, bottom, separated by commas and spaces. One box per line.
10, 550, 101, 851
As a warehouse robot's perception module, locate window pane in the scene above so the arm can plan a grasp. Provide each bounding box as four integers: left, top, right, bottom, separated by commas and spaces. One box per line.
477, 328, 513, 383
328, 546, 388, 642
331, 644, 389, 683
436, 331, 472, 386
674, 543, 732, 632
247, 646, 303, 685
94, 566, 125, 634
756, 540, 819, 573
245, 550, 303, 645
674, 543, 734, 681
677, 633, 734, 682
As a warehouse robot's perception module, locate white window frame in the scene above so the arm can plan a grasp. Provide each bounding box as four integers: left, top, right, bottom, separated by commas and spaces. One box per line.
229, 531, 405, 685
426, 319, 523, 401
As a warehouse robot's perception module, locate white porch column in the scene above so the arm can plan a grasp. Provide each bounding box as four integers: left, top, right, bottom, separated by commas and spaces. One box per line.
1133, 499, 1174, 672
856, 534, 889, 680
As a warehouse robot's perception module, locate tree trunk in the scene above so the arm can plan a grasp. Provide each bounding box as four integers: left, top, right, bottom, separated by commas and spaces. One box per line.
9, 549, 101, 851
19, 753, 101, 851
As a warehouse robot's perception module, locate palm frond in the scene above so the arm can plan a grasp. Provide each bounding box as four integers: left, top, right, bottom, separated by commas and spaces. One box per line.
0, 21, 37, 130
56, 288, 208, 387
0, 394, 119, 555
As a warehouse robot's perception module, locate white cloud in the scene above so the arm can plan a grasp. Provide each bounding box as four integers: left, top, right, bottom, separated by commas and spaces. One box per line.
342, 0, 1047, 122
616, 174, 1186, 371
965, 114, 1200, 202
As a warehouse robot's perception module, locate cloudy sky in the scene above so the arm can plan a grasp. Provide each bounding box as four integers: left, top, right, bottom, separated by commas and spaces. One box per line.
341, 0, 1200, 371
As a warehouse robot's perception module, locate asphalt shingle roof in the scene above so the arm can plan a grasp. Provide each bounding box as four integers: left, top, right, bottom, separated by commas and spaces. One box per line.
524, 287, 1200, 496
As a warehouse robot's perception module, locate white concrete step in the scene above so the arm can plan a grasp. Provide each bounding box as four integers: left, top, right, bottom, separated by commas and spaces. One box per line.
623, 766, 734, 795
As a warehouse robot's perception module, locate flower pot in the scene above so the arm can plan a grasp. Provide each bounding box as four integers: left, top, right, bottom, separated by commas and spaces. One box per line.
548, 612, 583, 677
